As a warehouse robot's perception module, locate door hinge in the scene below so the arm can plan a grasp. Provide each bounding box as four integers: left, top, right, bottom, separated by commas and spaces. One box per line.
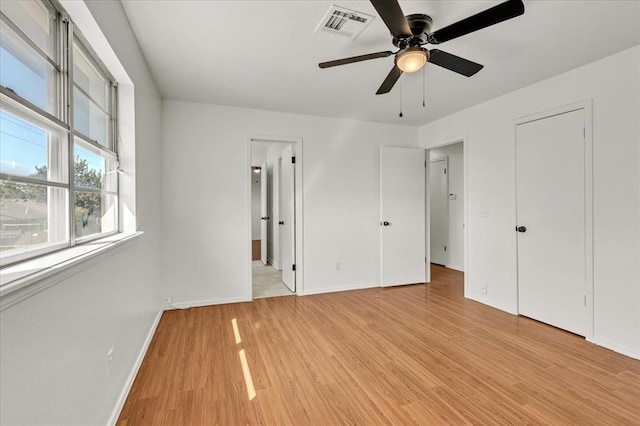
291, 156, 296, 164
424, 161, 427, 168
583, 127, 586, 138
292, 264, 296, 271
444, 168, 447, 175
444, 245, 447, 252
425, 257, 427, 263
583, 295, 586, 306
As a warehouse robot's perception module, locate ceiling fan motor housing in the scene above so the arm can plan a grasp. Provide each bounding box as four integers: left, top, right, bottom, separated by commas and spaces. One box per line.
392, 14, 433, 48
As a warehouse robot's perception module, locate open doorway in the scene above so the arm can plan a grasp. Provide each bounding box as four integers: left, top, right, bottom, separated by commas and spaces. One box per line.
427, 141, 465, 281
250, 140, 297, 299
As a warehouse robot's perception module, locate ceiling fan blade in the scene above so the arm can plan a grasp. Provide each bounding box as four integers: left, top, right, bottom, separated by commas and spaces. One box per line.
319, 51, 394, 69
370, 0, 412, 38
376, 65, 403, 95
428, 49, 483, 77
428, 0, 524, 44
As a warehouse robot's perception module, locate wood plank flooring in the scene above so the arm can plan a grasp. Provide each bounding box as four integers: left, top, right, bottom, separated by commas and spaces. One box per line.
118, 266, 640, 425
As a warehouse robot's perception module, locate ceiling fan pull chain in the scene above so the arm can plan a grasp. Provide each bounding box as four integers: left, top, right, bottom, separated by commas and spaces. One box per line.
399, 79, 403, 117
422, 66, 426, 108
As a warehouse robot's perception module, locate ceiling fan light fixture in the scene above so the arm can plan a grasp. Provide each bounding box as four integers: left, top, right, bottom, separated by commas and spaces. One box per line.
395, 47, 428, 73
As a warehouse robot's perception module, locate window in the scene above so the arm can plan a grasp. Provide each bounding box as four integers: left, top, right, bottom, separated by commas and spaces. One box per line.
0, 0, 118, 266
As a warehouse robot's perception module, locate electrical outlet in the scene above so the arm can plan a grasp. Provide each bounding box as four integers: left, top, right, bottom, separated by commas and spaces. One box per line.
335, 262, 341, 271
106, 348, 114, 378
480, 284, 487, 294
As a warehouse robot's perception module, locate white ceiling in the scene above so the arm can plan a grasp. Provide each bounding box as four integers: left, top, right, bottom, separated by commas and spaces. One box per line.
121, 1, 640, 127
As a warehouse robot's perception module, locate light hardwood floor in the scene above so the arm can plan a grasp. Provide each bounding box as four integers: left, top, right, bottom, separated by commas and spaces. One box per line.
118, 266, 640, 424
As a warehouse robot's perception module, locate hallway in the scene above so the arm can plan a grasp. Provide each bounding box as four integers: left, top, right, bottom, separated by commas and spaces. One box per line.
252, 261, 293, 299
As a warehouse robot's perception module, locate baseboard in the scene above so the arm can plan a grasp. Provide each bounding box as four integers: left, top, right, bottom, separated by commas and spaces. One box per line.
445, 264, 464, 272
169, 295, 250, 310
267, 258, 280, 270
466, 293, 518, 315
303, 282, 379, 296
108, 307, 163, 426
590, 337, 640, 360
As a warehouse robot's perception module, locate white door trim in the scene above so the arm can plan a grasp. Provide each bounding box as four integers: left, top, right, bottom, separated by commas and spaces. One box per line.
247, 134, 304, 298
513, 99, 594, 342
424, 135, 468, 296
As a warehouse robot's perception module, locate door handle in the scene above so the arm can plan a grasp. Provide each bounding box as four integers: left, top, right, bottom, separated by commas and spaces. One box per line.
516, 226, 527, 233
279, 221, 284, 225
261, 216, 270, 220
381, 221, 390, 227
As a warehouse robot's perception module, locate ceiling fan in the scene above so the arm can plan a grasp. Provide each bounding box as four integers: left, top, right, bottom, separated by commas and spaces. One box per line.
319, 0, 525, 95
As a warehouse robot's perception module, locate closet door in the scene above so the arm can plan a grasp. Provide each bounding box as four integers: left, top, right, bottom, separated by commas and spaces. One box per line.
516, 109, 586, 335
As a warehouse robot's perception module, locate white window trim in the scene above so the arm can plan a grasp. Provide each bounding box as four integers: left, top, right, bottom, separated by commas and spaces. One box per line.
0, 0, 138, 308
0, 231, 142, 311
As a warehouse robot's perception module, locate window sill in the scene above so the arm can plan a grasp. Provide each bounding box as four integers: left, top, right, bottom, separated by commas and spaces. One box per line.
0, 231, 143, 311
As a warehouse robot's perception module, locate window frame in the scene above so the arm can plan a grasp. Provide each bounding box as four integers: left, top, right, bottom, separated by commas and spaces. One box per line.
0, 0, 120, 267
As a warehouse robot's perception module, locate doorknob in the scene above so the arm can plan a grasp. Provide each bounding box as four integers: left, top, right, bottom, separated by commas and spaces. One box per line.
516, 226, 527, 233
279, 221, 284, 225
381, 221, 390, 226
261, 216, 270, 220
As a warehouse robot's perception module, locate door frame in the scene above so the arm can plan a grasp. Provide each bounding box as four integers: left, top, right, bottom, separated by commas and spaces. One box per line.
513, 99, 594, 341
424, 136, 468, 293
247, 134, 304, 298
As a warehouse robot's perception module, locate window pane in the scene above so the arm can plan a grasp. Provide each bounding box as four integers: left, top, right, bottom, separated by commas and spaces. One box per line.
104, 154, 117, 193
0, 108, 67, 183
74, 192, 116, 238
74, 87, 110, 147
0, 181, 68, 257
0, 21, 58, 115
0, 0, 57, 60
73, 42, 108, 110
73, 139, 117, 191
74, 143, 103, 189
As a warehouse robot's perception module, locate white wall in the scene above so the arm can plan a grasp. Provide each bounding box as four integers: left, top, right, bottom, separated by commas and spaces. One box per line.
429, 142, 464, 271
250, 142, 270, 242
162, 102, 418, 304
419, 45, 640, 359
0, 1, 163, 423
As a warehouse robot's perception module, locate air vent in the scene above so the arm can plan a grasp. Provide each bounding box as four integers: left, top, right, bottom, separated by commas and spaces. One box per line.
316, 4, 375, 40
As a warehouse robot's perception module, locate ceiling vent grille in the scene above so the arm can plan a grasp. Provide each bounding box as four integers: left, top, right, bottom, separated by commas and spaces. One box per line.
316, 4, 375, 40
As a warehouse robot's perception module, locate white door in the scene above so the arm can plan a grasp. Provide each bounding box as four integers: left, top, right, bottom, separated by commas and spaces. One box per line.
280, 146, 295, 292
260, 162, 268, 265
429, 157, 448, 266
516, 109, 586, 336
380, 147, 426, 286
